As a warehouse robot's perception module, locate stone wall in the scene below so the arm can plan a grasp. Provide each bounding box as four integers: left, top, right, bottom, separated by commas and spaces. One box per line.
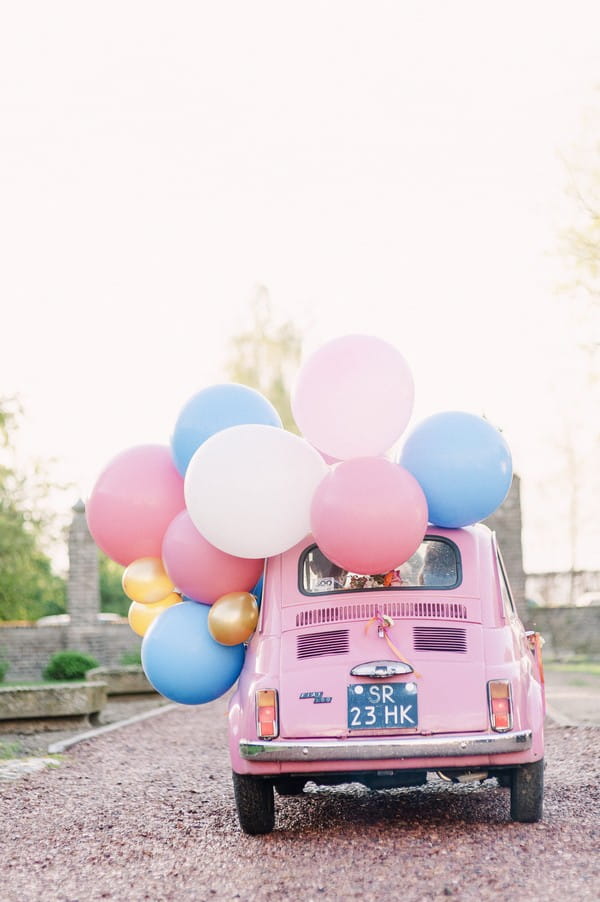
526, 606, 600, 659
485, 474, 526, 621
0, 623, 141, 683
0, 625, 68, 682
526, 570, 600, 607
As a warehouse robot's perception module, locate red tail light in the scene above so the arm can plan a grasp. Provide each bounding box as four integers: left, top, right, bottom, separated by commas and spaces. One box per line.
256, 689, 279, 740
487, 680, 513, 732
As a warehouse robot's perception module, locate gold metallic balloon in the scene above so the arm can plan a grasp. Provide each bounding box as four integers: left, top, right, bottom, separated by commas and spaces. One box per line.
207, 592, 259, 646
128, 593, 182, 637
122, 557, 175, 604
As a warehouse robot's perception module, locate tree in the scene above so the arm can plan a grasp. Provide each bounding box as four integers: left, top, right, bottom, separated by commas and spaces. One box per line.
561, 134, 600, 318
0, 397, 66, 620
225, 285, 303, 433
553, 106, 600, 584
559, 103, 600, 366
99, 553, 129, 617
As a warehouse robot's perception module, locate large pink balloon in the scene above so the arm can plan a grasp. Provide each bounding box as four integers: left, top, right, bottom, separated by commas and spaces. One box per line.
162, 511, 264, 604
86, 445, 185, 567
291, 334, 415, 460
310, 457, 428, 574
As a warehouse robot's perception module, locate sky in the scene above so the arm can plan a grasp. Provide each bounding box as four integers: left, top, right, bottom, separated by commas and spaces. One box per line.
1, 1, 599, 575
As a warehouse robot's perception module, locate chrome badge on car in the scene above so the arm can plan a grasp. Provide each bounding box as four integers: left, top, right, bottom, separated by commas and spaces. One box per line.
299, 691, 332, 704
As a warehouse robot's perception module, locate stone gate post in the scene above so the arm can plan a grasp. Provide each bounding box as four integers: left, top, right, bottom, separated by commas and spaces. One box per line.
485, 474, 527, 622
66, 500, 106, 660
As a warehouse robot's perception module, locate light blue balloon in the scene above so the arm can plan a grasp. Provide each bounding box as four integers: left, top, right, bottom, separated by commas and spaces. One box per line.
399, 411, 512, 528
170, 383, 282, 476
141, 601, 245, 705
251, 575, 264, 607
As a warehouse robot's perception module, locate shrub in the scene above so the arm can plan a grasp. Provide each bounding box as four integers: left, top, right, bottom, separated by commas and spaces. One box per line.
120, 648, 142, 666
43, 650, 100, 681
0, 658, 9, 682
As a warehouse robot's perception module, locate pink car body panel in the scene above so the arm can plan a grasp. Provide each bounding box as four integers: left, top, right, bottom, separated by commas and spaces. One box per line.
228, 524, 545, 779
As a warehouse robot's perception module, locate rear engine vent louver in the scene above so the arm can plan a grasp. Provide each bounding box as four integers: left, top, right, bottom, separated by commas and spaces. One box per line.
295, 600, 467, 628
297, 629, 350, 659
413, 627, 467, 654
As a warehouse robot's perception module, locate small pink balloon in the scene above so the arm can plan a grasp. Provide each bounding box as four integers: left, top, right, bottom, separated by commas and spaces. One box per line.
310, 457, 428, 574
86, 445, 185, 567
162, 511, 264, 604
292, 334, 415, 460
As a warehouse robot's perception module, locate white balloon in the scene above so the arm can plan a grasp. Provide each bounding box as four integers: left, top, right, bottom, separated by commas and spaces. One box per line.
184, 424, 329, 558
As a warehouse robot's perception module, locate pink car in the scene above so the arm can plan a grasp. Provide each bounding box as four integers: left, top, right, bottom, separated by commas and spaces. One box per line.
228, 524, 545, 834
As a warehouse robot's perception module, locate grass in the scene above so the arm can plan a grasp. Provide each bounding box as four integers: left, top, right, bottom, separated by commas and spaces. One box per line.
0, 742, 65, 763
0, 740, 24, 759
544, 659, 600, 676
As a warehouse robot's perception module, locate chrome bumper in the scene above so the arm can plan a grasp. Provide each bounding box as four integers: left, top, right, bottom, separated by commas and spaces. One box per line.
240, 730, 532, 762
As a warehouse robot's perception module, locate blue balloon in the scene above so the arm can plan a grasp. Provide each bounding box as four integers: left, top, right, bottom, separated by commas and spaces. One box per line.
141, 602, 245, 705
251, 575, 264, 607
399, 411, 512, 528
170, 383, 282, 476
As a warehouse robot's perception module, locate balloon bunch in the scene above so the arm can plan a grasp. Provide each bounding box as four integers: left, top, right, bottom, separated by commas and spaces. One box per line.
86, 333, 512, 706
86, 385, 278, 705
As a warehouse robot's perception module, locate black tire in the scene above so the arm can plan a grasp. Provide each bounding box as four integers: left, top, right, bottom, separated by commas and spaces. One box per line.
510, 759, 544, 823
232, 771, 275, 835
274, 778, 306, 796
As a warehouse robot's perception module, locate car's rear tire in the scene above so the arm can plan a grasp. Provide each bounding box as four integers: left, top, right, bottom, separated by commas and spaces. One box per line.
274, 778, 306, 796
232, 771, 275, 834
510, 759, 544, 822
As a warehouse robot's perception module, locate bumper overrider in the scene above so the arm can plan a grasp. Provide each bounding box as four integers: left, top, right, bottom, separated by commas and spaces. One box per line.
240, 730, 532, 762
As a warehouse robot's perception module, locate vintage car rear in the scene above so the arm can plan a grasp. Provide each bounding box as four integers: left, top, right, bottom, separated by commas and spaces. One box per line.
228, 524, 545, 834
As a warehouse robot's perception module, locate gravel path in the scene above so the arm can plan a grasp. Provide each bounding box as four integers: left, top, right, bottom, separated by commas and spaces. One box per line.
1, 696, 598, 902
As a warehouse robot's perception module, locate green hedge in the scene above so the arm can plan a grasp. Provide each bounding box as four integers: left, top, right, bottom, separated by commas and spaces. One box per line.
43, 650, 100, 681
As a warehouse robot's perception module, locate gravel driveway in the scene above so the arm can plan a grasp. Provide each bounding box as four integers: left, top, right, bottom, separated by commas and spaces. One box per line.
1, 695, 598, 902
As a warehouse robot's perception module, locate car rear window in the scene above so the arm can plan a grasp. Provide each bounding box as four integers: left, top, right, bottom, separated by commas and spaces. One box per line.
300, 538, 460, 594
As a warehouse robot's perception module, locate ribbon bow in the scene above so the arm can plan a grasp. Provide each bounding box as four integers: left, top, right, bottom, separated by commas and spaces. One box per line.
364, 611, 421, 678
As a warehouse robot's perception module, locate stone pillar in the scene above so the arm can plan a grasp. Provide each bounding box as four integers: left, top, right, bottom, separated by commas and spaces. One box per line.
67, 499, 100, 626
67, 500, 106, 660
485, 474, 527, 623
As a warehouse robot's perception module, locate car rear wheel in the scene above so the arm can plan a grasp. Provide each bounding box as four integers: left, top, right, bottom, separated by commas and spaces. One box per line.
232, 771, 275, 835
510, 759, 544, 822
